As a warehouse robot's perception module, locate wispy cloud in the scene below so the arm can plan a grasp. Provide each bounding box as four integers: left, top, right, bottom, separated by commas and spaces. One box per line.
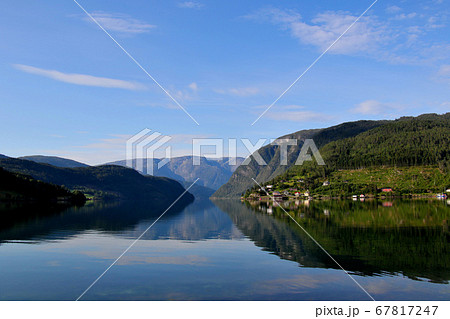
215, 87, 260, 96
264, 105, 331, 122
247, 7, 450, 65
436, 64, 450, 84
247, 8, 389, 55
178, 2, 203, 9
83, 12, 155, 34
385, 5, 402, 14
14, 64, 146, 90
438, 64, 450, 77
352, 100, 404, 116
188, 82, 198, 92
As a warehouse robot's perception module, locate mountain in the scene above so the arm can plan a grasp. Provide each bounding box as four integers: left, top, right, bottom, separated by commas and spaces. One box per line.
243, 113, 450, 197
178, 181, 216, 199
19, 155, 89, 168
107, 156, 245, 190
0, 167, 86, 204
213, 120, 385, 198
0, 154, 9, 159
314, 113, 449, 170
0, 157, 194, 205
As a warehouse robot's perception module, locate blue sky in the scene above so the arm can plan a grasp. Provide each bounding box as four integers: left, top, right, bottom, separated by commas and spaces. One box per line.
0, 0, 449, 164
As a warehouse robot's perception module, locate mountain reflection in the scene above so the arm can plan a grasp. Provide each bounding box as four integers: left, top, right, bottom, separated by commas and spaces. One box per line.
0, 199, 241, 244
1, 198, 449, 285
213, 199, 450, 284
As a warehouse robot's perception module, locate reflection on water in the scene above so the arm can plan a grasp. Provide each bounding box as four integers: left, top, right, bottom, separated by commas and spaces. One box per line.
0, 198, 449, 300
215, 199, 450, 284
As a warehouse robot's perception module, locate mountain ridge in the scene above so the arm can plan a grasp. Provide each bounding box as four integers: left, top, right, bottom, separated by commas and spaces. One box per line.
213, 119, 386, 198
19, 155, 89, 168
0, 157, 194, 205
107, 156, 245, 190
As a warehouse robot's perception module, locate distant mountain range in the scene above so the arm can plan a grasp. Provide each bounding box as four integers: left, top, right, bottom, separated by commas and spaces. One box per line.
107, 156, 245, 190
19, 155, 89, 168
214, 113, 450, 198
1, 155, 245, 200
0, 157, 194, 205
16, 155, 244, 191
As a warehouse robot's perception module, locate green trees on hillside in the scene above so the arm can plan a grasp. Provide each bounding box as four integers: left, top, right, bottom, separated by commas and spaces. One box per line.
246, 113, 450, 197
0, 167, 86, 204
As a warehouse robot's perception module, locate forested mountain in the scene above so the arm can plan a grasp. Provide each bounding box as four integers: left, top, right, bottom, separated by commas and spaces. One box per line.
19, 155, 89, 168
108, 156, 245, 190
317, 113, 449, 170
0, 167, 85, 204
213, 120, 385, 198
0, 157, 194, 204
244, 113, 450, 197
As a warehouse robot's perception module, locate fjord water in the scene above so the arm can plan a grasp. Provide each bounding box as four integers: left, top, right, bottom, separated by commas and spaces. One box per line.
0, 199, 449, 300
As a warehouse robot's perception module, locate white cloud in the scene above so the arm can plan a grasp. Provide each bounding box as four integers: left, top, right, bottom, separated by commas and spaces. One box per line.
14, 64, 146, 90
84, 12, 155, 34
393, 12, 417, 20
352, 100, 404, 116
247, 8, 450, 65
188, 82, 198, 92
264, 105, 331, 122
436, 65, 450, 84
386, 5, 402, 14
178, 2, 203, 9
249, 8, 390, 55
438, 64, 450, 77
215, 87, 260, 96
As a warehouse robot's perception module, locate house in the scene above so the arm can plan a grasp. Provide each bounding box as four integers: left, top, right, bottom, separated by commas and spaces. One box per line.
304, 191, 309, 197
294, 192, 301, 197
266, 185, 273, 189
322, 181, 330, 186
446, 189, 450, 193
381, 188, 393, 192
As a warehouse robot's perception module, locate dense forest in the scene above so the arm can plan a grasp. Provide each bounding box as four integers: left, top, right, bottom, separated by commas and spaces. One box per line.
0, 167, 85, 204
238, 113, 450, 198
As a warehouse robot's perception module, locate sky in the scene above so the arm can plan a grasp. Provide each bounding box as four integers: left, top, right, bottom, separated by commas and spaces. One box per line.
0, 0, 449, 164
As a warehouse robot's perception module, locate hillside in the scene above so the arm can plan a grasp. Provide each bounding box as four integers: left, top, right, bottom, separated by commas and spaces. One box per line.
213, 120, 385, 198
19, 155, 89, 168
245, 113, 450, 197
108, 156, 244, 190
0, 167, 86, 204
0, 157, 194, 204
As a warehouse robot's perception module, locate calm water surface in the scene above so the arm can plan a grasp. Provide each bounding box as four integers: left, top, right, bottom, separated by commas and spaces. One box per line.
0, 198, 449, 300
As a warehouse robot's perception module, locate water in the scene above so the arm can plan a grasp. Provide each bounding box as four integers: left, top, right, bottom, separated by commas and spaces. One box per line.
0, 198, 449, 300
